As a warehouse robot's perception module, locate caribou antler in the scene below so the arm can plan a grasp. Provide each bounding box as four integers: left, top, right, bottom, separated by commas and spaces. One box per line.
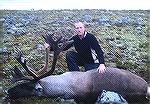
13, 46, 50, 82
38, 33, 73, 80
11, 65, 33, 83
14, 33, 73, 82
16, 54, 38, 80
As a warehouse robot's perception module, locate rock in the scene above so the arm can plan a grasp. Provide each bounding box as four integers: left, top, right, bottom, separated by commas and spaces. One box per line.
97, 17, 111, 26
135, 25, 144, 30
15, 28, 26, 35
36, 44, 44, 50
6, 24, 16, 29
0, 18, 5, 22
96, 90, 128, 104
6, 29, 14, 34
0, 47, 8, 53
15, 23, 24, 27
83, 15, 92, 22
0, 86, 3, 96
135, 17, 143, 24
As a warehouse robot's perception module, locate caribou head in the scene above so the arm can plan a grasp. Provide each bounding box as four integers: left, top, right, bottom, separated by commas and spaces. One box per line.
7, 33, 150, 104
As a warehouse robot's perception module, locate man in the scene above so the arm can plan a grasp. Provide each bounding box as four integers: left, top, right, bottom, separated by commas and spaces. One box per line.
45, 21, 106, 73
65, 21, 106, 73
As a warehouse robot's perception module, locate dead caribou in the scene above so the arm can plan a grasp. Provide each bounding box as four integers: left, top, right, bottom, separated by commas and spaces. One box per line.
7, 34, 150, 104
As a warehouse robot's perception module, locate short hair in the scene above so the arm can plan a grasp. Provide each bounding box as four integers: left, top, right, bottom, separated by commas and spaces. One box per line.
73, 20, 85, 27
73, 19, 84, 24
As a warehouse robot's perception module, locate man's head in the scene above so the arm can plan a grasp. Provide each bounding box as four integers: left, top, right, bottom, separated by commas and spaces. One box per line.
74, 21, 86, 39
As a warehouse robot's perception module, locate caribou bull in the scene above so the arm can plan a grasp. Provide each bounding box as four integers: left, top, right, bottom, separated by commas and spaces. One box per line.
7, 34, 150, 104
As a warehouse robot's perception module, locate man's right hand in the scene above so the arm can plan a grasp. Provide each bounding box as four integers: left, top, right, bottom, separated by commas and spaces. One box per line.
44, 42, 50, 49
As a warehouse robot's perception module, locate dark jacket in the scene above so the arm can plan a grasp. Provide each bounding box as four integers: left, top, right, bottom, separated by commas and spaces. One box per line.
64, 32, 105, 64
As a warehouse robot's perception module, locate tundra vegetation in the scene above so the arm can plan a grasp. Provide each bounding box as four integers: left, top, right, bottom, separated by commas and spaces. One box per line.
0, 9, 150, 104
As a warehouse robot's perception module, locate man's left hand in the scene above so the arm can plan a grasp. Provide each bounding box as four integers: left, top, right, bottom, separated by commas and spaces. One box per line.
97, 64, 106, 73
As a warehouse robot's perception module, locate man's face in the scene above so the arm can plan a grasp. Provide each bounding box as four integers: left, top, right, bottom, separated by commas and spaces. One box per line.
74, 22, 85, 38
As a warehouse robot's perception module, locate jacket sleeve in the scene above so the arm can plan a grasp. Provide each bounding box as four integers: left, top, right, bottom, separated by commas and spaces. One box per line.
62, 40, 74, 51
90, 35, 105, 64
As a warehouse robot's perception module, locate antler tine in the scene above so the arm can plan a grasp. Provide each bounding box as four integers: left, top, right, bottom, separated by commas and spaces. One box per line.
26, 33, 72, 81
55, 33, 74, 52
59, 38, 74, 52
35, 34, 64, 80
12, 33, 62, 82
44, 33, 64, 54
45, 33, 59, 51
15, 54, 38, 80
56, 36, 63, 44
45, 33, 55, 44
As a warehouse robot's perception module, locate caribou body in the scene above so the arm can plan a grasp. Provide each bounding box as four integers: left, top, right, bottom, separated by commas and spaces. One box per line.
39, 67, 149, 103
7, 34, 150, 104
8, 67, 150, 103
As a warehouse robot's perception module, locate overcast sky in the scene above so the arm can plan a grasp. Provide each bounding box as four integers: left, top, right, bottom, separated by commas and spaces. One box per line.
1, 0, 149, 10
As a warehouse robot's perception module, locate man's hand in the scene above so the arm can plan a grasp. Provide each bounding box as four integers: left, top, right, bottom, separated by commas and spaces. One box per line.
97, 64, 106, 73
44, 42, 50, 49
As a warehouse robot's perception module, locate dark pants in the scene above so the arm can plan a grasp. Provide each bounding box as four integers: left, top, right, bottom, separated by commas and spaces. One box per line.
66, 51, 99, 71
